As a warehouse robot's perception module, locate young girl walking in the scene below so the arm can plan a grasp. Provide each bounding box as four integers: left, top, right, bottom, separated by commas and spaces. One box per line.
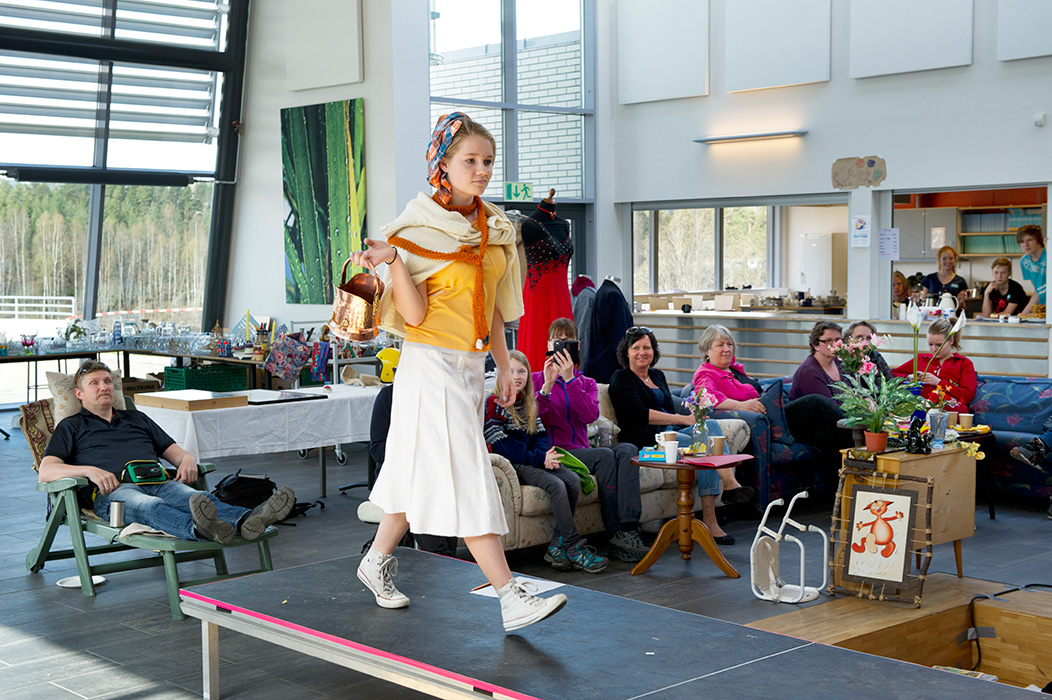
350, 113, 566, 632
484, 351, 607, 574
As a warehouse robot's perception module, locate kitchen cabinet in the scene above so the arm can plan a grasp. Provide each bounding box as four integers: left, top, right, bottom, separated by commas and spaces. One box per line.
893, 207, 957, 260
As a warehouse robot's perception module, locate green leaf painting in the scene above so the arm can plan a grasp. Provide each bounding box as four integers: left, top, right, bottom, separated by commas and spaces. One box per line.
281, 98, 366, 304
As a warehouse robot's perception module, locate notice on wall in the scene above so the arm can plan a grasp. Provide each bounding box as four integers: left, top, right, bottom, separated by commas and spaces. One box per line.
831, 156, 887, 190
879, 228, 900, 260
850, 215, 871, 248
930, 227, 946, 250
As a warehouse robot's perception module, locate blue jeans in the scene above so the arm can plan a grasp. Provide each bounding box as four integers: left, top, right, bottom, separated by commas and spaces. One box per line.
1039, 427, 1052, 449
672, 419, 723, 497
93, 481, 249, 541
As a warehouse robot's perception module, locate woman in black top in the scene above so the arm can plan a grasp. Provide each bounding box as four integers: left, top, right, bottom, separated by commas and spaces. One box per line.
921, 246, 968, 301
607, 327, 730, 542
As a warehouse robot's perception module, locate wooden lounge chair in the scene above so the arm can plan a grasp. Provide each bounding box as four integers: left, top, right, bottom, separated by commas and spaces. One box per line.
19, 397, 278, 620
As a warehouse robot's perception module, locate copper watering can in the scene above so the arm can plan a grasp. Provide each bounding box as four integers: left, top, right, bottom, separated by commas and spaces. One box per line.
329, 259, 384, 341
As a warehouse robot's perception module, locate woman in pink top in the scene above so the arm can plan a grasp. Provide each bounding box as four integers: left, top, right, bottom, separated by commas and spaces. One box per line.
689, 325, 755, 504
693, 325, 765, 412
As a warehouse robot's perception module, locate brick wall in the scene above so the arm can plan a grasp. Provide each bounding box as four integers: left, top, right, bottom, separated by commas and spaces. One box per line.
430, 33, 583, 198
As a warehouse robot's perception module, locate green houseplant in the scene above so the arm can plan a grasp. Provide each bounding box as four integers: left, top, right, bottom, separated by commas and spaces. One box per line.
831, 368, 924, 452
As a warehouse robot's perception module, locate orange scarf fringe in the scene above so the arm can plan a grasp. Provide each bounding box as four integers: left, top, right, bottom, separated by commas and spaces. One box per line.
388, 194, 491, 350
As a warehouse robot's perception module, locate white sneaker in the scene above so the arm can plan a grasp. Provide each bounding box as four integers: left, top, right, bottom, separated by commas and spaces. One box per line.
497, 579, 567, 632
357, 548, 409, 609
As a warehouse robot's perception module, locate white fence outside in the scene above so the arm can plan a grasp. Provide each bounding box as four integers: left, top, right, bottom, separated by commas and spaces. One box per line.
0, 296, 77, 320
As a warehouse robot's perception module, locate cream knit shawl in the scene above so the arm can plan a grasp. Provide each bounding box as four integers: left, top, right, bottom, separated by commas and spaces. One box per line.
376, 192, 525, 339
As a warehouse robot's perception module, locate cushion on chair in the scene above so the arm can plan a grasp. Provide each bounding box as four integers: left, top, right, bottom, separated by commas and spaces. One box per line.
47, 370, 126, 425
596, 383, 616, 422
760, 380, 794, 445
18, 400, 56, 470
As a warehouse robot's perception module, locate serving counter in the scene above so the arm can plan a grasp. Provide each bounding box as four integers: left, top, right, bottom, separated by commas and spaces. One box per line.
633, 310, 1052, 383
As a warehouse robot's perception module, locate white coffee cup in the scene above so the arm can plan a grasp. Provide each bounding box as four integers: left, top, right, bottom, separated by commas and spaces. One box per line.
663, 441, 679, 464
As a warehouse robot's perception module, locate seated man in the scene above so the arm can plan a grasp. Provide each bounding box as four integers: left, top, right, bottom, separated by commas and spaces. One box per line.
38, 360, 294, 543
534, 318, 648, 564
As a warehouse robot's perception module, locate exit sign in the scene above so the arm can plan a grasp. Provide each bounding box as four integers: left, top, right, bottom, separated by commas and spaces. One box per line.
504, 182, 533, 202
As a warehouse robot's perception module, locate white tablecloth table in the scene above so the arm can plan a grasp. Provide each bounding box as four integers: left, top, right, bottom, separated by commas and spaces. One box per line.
138, 385, 380, 497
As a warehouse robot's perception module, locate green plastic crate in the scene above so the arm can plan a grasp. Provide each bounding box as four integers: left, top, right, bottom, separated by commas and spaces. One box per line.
164, 364, 248, 392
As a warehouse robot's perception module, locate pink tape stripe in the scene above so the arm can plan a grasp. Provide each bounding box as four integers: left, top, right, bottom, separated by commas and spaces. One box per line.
179, 589, 542, 700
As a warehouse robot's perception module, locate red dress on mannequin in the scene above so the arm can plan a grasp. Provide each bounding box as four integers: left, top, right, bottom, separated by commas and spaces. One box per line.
518, 201, 573, 371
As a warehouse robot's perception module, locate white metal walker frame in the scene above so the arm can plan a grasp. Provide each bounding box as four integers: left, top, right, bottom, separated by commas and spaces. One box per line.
749, 491, 829, 604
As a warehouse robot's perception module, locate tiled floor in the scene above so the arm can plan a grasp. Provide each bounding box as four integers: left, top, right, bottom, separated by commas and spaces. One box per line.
1, 415, 1047, 698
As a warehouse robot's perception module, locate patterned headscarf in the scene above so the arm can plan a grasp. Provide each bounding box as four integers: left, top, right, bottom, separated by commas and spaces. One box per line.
426, 112, 465, 204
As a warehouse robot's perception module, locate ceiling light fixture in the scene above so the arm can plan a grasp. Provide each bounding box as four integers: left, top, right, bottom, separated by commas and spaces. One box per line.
693, 129, 808, 145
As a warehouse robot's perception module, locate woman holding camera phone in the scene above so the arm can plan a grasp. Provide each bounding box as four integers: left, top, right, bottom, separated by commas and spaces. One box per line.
534, 318, 651, 563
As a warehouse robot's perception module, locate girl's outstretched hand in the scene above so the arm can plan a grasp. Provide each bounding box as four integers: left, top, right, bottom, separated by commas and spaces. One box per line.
543, 447, 562, 470
349, 238, 396, 271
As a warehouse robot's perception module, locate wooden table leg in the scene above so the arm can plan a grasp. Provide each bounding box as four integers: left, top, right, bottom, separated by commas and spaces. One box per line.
690, 519, 740, 578
630, 465, 739, 578
676, 467, 696, 559
953, 539, 963, 578
630, 518, 678, 575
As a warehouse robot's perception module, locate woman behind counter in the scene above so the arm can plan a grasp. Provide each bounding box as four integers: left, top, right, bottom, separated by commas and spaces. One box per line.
891, 317, 976, 412
921, 246, 969, 302
893, 271, 913, 306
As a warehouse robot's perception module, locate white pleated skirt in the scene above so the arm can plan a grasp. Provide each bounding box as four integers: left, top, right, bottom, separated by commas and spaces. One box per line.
369, 342, 508, 538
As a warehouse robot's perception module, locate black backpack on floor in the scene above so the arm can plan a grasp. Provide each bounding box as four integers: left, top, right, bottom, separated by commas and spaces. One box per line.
211, 470, 276, 509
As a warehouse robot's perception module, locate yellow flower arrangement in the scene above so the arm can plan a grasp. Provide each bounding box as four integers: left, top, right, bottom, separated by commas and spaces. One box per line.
959, 442, 985, 460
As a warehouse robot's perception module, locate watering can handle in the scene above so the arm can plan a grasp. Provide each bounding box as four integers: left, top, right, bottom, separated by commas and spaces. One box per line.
339, 258, 354, 286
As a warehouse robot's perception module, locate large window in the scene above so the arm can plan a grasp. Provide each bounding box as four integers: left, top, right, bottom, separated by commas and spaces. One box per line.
0, 179, 89, 303
429, 0, 592, 200
634, 204, 771, 294
723, 206, 768, 290
0, 0, 244, 332
96, 183, 212, 327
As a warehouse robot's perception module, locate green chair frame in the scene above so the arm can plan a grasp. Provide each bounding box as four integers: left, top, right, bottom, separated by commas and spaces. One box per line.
20, 398, 278, 620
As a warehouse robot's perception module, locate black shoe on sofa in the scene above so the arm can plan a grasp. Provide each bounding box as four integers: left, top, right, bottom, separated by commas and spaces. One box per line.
1010, 438, 1050, 470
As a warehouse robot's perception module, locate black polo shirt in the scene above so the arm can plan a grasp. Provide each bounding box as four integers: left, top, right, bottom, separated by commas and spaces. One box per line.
44, 408, 176, 478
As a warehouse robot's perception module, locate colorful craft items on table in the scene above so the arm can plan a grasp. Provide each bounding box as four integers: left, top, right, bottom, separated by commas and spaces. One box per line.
310, 341, 330, 383
217, 338, 232, 358
21, 334, 36, 355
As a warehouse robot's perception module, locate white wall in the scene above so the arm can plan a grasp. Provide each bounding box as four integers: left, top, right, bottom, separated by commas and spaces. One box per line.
224, 0, 429, 326
608, 0, 1052, 204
